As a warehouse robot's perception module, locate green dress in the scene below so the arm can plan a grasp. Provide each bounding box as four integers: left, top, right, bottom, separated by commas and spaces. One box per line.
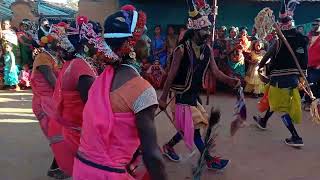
3, 52, 19, 86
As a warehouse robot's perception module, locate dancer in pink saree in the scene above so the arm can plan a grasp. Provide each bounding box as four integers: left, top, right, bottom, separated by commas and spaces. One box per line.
73, 9, 167, 180
31, 47, 70, 179
52, 20, 100, 175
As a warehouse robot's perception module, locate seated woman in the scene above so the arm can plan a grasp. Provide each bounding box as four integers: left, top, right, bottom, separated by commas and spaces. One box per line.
145, 60, 167, 89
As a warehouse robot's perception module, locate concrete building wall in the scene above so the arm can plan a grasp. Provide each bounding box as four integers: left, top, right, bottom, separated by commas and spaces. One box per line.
10, 2, 37, 28
78, 0, 119, 26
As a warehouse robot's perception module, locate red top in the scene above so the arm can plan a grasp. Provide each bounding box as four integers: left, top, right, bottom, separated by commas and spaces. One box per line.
54, 58, 96, 129
308, 34, 320, 68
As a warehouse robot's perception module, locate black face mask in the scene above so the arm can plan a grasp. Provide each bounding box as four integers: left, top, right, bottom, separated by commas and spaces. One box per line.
195, 33, 209, 46
312, 24, 320, 33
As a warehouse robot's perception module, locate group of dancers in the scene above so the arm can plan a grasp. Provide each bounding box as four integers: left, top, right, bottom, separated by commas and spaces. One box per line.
29, 0, 314, 179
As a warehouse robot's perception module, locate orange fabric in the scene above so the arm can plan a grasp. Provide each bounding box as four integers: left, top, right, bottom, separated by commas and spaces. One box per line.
32, 52, 57, 72
110, 76, 152, 113
257, 85, 270, 113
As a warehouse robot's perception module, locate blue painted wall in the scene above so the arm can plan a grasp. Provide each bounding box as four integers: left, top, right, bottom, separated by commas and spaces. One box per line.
120, 0, 187, 35
119, 0, 320, 33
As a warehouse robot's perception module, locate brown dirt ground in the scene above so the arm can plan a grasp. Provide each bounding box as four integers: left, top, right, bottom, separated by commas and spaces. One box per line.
0, 90, 319, 180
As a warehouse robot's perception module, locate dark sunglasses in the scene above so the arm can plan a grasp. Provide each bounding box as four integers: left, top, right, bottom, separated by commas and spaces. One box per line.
312, 24, 319, 26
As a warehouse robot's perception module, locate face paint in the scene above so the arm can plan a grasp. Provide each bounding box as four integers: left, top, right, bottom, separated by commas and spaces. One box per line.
196, 28, 211, 45
312, 23, 320, 33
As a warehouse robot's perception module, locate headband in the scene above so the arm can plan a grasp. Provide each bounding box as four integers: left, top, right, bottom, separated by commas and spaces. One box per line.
103, 11, 138, 39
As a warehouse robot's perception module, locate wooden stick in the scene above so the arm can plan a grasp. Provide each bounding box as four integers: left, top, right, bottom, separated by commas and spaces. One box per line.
155, 96, 174, 117
163, 109, 174, 124
206, 0, 218, 105
211, 0, 218, 42
205, 70, 212, 105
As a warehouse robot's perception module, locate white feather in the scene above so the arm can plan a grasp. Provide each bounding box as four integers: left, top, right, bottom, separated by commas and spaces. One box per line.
287, 0, 300, 12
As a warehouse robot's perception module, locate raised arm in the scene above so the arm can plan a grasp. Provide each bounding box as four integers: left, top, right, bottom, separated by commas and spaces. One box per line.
135, 105, 168, 180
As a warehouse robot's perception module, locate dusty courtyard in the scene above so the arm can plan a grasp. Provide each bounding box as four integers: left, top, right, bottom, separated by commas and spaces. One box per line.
0, 90, 319, 180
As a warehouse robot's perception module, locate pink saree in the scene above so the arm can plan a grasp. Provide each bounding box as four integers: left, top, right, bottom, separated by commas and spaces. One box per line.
31, 71, 55, 138
73, 66, 140, 180
31, 61, 73, 175
53, 59, 96, 175
50, 60, 77, 176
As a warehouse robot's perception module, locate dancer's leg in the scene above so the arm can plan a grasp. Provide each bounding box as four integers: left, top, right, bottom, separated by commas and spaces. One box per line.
163, 132, 183, 162
167, 132, 183, 147
281, 114, 304, 147
254, 108, 274, 130
193, 129, 229, 170
49, 158, 59, 170
47, 158, 70, 179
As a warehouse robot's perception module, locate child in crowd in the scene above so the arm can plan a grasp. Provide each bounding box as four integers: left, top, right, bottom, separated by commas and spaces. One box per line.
0, 69, 3, 90
3, 43, 19, 91
0, 46, 4, 89
245, 40, 266, 98
238, 27, 251, 53
19, 64, 31, 89
228, 49, 246, 81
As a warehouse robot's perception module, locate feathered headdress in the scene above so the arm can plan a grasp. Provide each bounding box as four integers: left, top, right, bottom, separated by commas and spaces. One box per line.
40, 23, 75, 53
279, 0, 300, 30
80, 22, 119, 61
47, 16, 118, 62
186, 0, 212, 30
